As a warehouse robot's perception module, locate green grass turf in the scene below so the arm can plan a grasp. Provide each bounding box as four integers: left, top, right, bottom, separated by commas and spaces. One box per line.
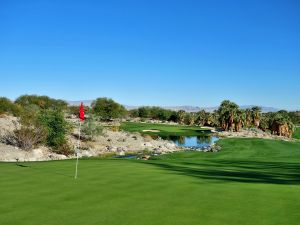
293, 127, 300, 139
120, 122, 210, 137
1, 138, 300, 225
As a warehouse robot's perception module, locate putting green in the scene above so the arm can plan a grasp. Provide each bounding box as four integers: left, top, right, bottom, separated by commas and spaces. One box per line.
1, 138, 300, 225
120, 122, 211, 137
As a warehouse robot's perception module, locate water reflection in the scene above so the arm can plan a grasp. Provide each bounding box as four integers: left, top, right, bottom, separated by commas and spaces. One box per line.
161, 135, 219, 149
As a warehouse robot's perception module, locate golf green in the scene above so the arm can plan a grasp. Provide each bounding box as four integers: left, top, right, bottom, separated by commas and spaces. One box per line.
1, 138, 300, 225
120, 122, 211, 137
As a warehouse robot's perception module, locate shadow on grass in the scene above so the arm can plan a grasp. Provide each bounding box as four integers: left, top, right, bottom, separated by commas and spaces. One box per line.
16, 164, 29, 168
15, 163, 73, 178
145, 159, 300, 185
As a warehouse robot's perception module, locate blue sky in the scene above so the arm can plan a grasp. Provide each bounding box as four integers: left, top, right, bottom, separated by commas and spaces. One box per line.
0, 0, 299, 109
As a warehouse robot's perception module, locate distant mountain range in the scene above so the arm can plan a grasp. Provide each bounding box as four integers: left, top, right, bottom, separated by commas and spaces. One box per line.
124, 105, 280, 113
68, 100, 280, 113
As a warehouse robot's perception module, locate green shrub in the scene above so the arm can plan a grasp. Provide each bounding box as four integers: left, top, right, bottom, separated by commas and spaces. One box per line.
0, 97, 22, 116
15, 95, 68, 111
81, 115, 103, 141
37, 110, 71, 152
92, 97, 127, 120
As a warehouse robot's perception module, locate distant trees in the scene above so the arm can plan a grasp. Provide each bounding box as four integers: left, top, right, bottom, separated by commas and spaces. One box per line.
177, 110, 185, 124
245, 109, 252, 127
92, 98, 126, 120
0, 94, 297, 139
252, 106, 262, 128
15, 95, 68, 111
129, 107, 176, 122
217, 100, 239, 131
184, 113, 196, 125
0, 97, 22, 116
195, 110, 207, 126
68, 105, 91, 116
287, 111, 300, 125
213, 100, 295, 137
261, 111, 295, 138
137, 107, 150, 118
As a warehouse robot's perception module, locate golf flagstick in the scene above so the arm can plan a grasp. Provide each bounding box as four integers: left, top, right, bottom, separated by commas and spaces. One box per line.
75, 102, 85, 179
75, 121, 81, 179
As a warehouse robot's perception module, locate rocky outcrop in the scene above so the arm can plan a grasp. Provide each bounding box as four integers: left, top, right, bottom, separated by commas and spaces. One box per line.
0, 144, 68, 162
69, 129, 179, 155
218, 128, 293, 141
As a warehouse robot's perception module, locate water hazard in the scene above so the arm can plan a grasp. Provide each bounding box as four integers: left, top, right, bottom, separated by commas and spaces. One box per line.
161, 135, 220, 149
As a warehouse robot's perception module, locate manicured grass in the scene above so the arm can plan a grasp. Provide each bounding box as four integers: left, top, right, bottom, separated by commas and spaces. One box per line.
1, 138, 300, 225
293, 127, 300, 139
120, 122, 211, 137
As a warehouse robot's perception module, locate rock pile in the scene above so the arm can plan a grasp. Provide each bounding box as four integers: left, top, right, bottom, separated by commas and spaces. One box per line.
218, 128, 293, 141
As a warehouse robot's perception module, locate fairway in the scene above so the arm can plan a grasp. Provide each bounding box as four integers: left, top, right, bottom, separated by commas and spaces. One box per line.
293, 127, 300, 139
1, 139, 300, 225
121, 122, 211, 137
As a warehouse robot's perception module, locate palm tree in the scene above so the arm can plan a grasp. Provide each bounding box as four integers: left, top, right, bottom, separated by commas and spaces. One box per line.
271, 112, 295, 137
218, 100, 239, 131
210, 111, 220, 127
177, 110, 185, 124
196, 110, 207, 126
234, 109, 246, 132
206, 112, 214, 126
251, 106, 262, 128
259, 114, 271, 131
184, 113, 196, 126
245, 109, 252, 127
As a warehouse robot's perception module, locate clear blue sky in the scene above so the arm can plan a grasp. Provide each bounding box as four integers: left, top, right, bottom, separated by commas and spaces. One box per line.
0, 0, 299, 109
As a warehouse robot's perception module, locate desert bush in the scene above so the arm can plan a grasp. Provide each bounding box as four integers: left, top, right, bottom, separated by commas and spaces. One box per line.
0, 97, 22, 116
1, 123, 47, 151
81, 115, 103, 141
55, 142, 73, 155
37, 110, 71, 152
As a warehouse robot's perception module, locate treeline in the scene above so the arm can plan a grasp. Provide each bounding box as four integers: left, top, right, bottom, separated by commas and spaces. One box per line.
0, 95, 68, 116
216, 100, 295, 137
0, 96, 299, 139
128, 101, 298, 137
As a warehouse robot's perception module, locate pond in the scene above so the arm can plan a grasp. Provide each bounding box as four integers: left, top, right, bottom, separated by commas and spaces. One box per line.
162, 135, 220, 149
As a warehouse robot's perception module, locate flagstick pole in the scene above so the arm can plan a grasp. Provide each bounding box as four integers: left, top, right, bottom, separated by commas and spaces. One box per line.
75, 120, 81, 179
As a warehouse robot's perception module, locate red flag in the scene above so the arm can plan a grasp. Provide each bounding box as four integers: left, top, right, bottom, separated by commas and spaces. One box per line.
79, 102, 85, 121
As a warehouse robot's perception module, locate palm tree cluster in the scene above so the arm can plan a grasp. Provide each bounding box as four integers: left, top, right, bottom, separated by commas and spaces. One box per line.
128, 99, 296, 137
177, 100, 295, 137
260, 111, 295, 138
216, 100, 263, 132
214, 100, 295, 137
